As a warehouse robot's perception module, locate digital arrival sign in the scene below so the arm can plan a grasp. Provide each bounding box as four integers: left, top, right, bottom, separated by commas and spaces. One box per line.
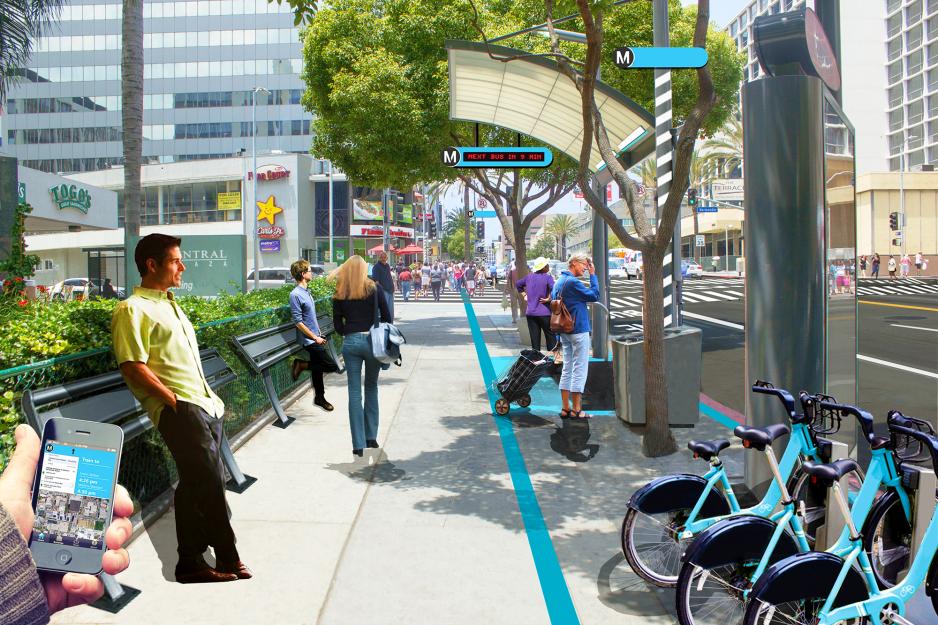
441, 146, 553, 169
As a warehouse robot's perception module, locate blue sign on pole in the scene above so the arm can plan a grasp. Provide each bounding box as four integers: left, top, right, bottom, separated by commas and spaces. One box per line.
475, 210, 497, 218
696, 206, 718, 213
612, 47, 708, 69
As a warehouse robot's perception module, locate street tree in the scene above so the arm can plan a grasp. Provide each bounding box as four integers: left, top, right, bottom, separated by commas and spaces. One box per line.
532, 0, 741, 456
299, 0, 579, 295
0, 0, 63, 101
543, 214, 581, 259
529, 233, 558, 260
122, 0, 144, 287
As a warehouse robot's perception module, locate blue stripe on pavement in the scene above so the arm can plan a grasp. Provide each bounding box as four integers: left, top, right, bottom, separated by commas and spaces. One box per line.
699, 401, 739, 430
461, 290, 581, 625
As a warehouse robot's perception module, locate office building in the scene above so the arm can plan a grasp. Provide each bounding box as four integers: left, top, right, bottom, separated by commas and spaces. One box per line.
1, 0, 312, 174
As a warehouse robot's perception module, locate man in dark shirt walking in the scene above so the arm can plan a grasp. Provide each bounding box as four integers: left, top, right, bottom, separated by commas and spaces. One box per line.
371, 252, 395, 321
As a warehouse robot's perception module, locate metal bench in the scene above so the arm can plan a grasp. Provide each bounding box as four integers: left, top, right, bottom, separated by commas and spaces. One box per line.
20, 348, 256, 612
230, 313, 339, 429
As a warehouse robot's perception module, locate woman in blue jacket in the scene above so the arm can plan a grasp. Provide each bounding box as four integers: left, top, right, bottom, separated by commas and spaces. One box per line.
551, 253, 600, 418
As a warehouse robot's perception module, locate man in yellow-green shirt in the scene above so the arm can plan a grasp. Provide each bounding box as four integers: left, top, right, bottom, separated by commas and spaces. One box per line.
111, 233, 250, 584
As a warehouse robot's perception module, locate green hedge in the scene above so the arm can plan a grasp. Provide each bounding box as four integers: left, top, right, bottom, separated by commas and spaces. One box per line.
0, 278, 336, 470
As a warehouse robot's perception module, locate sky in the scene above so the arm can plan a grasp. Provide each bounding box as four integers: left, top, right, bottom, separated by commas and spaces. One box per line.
683, 0, 751, 30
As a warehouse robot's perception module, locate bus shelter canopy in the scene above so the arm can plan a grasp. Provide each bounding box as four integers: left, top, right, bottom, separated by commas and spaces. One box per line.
446, 40, 655, 180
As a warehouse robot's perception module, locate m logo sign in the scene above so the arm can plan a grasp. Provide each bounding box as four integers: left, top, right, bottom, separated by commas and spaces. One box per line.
441, 147, 460, 167
613, 47, 634, 68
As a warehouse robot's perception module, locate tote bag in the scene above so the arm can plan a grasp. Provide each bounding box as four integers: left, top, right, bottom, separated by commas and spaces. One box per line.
369, 289, 406, 366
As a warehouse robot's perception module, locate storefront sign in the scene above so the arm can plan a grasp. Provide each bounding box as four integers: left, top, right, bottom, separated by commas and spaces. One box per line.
49, 183, 92, 214
255, 164, 290, 181
259, 239, 281, 252
350, 225, 415, 238
352, 198, 383, 221
256, 225, 285, 239
712, 179, 744, 201
169, 234, 246, 297
217, 191, 242, 210
400, 204, 413, 224
256, 195, 283, 225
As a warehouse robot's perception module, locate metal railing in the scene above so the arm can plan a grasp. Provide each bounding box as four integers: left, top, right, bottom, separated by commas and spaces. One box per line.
0, 302, 323, 509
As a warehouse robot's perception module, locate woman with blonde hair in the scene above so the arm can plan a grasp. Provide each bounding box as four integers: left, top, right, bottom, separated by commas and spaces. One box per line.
332, 255, 392, 456
551, 253, 600, 418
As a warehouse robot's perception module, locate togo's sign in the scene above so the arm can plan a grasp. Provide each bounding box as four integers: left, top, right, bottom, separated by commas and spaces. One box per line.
49, 184, 92, 214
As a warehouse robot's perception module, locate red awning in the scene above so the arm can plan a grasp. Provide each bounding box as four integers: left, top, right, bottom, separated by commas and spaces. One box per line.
395, 244, 424, 254
368, 244, 395, 254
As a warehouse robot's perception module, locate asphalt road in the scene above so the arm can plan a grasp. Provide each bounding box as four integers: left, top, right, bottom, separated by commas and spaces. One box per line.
607, 277, 938, 426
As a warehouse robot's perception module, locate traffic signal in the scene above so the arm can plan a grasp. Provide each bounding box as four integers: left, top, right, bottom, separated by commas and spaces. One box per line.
476, 221, 485, 238
889, 212, 899, 231
429, 222, 437, 238
687, 188, 698, 207
893, 232, 903, 247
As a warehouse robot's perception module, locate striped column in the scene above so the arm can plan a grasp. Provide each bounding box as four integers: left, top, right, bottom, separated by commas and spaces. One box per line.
655, 67, 675, 327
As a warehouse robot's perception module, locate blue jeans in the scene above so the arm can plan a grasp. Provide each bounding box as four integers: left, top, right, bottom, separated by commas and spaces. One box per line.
559, 332, 591, 393
401, 280, 411, 301
342, 333, 381, 450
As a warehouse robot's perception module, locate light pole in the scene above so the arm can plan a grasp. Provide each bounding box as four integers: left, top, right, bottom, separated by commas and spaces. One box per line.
536, 26, 609, 359
327, 159, 334, 264
898, 134, 918, 258
251, 86, 269, 291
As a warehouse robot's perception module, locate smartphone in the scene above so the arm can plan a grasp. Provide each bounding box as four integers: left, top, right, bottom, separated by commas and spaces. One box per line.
29, 417, 124, 575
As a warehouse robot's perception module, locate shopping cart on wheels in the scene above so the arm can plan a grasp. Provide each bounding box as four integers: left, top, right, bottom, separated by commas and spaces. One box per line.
493, 349, 553, 415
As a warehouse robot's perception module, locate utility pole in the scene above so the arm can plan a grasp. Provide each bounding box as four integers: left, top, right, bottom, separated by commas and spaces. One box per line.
463, 185, 470, 262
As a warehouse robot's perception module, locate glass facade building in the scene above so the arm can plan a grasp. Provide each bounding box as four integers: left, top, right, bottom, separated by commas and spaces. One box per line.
1, 0, 312, 174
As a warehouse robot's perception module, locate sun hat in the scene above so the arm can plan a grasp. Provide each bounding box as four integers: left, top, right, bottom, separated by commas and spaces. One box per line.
532, 257, 549, 272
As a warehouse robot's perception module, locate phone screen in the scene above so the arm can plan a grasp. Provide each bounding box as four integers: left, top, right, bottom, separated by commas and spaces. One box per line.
31, 440, 119, 550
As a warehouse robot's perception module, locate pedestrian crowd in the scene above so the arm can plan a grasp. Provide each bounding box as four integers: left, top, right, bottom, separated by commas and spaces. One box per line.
860, 252, 928, 279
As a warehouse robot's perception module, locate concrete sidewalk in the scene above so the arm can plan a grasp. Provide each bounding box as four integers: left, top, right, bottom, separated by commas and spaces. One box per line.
52, 298, 741, 625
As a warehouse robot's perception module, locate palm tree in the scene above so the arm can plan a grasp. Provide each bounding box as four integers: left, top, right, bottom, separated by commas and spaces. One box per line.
543, 214, 580, 260
122, 0, 144, 289
699, 116, 743, 178
0, 0, 64, 101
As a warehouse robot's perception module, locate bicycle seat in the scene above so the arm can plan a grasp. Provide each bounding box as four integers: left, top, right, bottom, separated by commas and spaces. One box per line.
870, 435, 892, 451
687, 439, 731, 461
733, 424, 790, 451
802, 459, 861, 487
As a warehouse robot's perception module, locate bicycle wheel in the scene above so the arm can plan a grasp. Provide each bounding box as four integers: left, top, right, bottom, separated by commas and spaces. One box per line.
677, 561, 755, 625
621, 506, 691, 587
863, 491, 913, 589
743, 597, 866, 625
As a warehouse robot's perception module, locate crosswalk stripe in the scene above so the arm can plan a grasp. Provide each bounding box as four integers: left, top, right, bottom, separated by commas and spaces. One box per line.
705, 290, 738, 300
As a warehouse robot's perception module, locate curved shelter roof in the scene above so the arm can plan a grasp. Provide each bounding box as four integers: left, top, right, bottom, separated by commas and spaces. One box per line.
445, 40, 655, 179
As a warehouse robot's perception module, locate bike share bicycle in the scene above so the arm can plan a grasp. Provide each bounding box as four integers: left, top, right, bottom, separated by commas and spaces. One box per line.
742, 411, 938, 625
674, 400, 914, 625
621, 382, 862, 587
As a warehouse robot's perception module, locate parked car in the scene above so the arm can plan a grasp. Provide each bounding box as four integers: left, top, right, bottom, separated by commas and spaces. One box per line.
681, 260, 704, 278
50, 278, 125, 300
625, 252, 643, 280
496, 265, 508, 280
280, 264, 325, 285
247, 267, 292, 291
608, 257, 628, 278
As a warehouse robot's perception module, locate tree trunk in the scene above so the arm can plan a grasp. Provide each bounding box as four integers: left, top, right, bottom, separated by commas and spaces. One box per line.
561, 234, 567, 260
640, 249, 678, 457
463, 186, 471, 262
122, 0, 143, 289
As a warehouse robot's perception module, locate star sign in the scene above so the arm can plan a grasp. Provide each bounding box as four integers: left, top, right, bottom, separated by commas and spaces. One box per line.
256, 195, 283, 225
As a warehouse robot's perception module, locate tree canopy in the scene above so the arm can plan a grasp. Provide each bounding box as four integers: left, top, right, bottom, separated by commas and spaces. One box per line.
301, 0, 742, 189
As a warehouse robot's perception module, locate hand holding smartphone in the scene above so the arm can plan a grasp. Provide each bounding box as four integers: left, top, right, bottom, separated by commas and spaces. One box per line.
29, 417, 124, 575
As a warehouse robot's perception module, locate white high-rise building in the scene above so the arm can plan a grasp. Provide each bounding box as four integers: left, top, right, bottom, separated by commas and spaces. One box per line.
725, 0, 894, 175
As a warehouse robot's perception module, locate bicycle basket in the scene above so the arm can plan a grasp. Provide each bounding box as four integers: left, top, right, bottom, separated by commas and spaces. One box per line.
890, 415, 936, 464
808, 394, 843, 436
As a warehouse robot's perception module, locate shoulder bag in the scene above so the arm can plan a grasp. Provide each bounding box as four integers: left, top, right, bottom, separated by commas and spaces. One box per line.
549, 277, 575, 334
369, 288, 406, 366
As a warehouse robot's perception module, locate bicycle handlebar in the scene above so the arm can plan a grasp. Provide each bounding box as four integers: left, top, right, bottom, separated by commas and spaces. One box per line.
751, 380, 796, 417
889, 422, 938, 473
817, 399, 876, 442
